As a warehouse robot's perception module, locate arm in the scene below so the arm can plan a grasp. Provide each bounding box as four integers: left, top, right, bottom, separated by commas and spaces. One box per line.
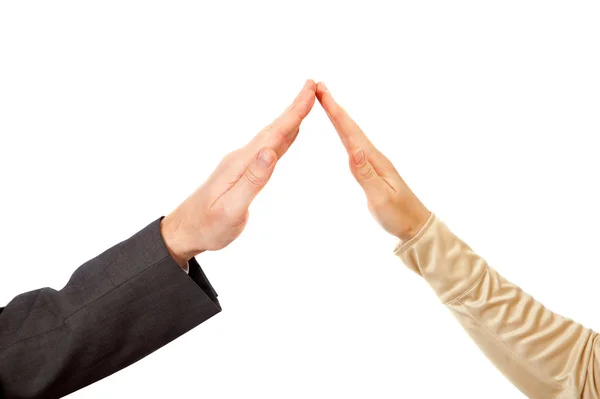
315, 82, 599, 399
396, 214, 598, 398
0, 79, 317, 399
0, 218, 221, 399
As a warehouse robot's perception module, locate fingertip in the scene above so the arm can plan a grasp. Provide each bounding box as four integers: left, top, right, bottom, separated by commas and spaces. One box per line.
294, 86, 317, 118
316, 81, 333, 105
292, 80, 316, 106
315, 81, 326, 96
304, 79, 317, 93
317, 81, 328, 92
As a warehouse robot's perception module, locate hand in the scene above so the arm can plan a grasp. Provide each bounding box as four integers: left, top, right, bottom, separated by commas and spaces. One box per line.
316, 82, 431, 242
161, 80, 317, 265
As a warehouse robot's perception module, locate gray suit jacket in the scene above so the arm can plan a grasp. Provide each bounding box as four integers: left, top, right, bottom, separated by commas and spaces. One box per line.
0, 218, 222, 398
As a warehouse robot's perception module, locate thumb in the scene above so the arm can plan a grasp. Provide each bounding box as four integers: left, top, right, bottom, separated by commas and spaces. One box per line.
349, 148, 387, 199
220, 148, 277, 216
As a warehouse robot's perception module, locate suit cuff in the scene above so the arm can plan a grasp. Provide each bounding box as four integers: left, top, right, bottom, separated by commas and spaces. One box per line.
114, 217, 221, 311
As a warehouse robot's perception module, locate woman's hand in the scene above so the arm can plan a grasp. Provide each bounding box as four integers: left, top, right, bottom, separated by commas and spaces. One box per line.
316, 82, 430, 242
161, 80, 317, 265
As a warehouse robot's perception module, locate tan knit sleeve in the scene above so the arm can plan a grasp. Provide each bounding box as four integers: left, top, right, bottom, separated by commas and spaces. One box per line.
395, 214, 599, 399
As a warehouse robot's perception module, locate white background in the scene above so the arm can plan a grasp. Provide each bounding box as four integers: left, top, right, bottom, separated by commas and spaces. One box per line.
1, 1, 599, 398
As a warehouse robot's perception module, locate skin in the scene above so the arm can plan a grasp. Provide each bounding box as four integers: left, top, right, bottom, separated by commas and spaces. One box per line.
161, 79, 431, 265
314, 82, 431, 242
161, 79, 317, 266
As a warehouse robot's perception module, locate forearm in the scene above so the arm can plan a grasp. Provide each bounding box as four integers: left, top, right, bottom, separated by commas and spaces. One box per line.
0, 218, 220, 399
395, 214, 598, 398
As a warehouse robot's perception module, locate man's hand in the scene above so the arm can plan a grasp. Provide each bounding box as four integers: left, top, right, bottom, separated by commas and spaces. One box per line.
315, 82, 431, 242
161, 80, 317, 265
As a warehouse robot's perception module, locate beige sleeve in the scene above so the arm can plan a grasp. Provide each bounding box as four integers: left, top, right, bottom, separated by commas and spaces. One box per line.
395, 213, 600, 399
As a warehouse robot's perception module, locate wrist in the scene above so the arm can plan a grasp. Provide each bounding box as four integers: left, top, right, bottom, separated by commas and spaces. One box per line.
160, 211, 203, 267
396, 208, 432, 242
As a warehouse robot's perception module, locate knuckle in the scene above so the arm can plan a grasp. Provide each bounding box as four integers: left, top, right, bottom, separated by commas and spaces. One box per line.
330, 106, 344, 121
244, 167, 266, 187
358, 165, 376, 180
288, 107, 304, 123
236, 210, 250, 227
378, 152, 397, 172
273, 129, 296, 150
211, 203, 227, 218
369, 192, 390, 208
225, 207, 249, 228
275, 128, 288, 145
221, 205, 239, 221
212, 201, 247, 226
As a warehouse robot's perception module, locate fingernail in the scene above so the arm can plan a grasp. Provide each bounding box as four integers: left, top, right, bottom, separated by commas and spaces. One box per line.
319, 82, 329, 93
257, 149, 274, 168
353, 148, 365, 165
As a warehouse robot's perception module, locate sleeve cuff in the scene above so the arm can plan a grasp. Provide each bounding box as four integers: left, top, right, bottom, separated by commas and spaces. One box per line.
393, 212, 437, 267
187, 256, 219, 306
116, 217, 221, 311
393, 213, 489, 304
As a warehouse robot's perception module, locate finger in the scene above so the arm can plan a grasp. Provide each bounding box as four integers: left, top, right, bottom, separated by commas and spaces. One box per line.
316, 81, 397, 177
218, 148, 277, 217
349, 147, 389, 200
250, 79, 317, 158
316, 81, 374, 153
207, 81, 315, 197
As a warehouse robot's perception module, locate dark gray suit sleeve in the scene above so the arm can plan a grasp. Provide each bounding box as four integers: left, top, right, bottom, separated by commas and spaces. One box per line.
0, 217, 222, 399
